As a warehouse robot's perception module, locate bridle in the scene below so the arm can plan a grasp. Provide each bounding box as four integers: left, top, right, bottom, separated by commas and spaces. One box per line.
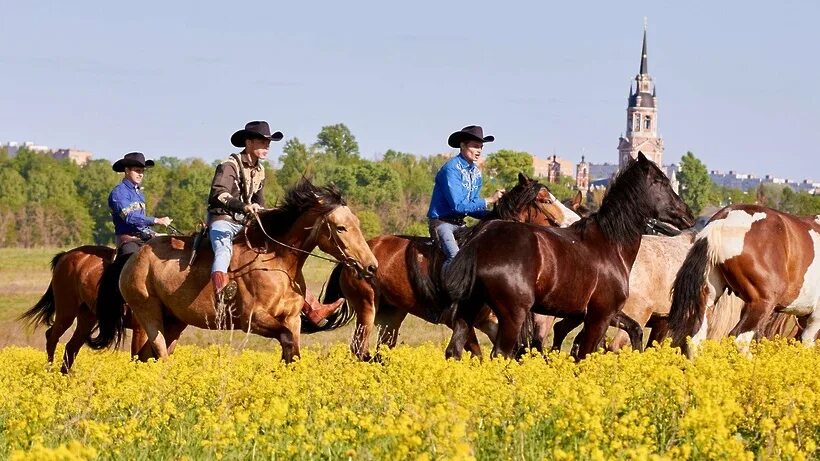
244, 210, 374, 280
645, 218, 682, 236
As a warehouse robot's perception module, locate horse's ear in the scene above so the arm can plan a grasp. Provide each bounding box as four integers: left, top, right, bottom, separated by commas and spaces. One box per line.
518, 172, 530, 185
572, 190, 582, 208
637, 152, 648, 163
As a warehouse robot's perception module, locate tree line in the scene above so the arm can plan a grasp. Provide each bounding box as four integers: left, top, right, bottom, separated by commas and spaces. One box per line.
2, 123, 819, 248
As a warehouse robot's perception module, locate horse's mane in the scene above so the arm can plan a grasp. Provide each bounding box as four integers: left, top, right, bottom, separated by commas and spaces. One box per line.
453, 177, 546, 242
574, 158, 667, 244
251, 179, 346, 237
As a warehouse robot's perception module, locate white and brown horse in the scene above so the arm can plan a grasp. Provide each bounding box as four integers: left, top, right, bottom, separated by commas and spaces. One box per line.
670, 204, 820, 355
91, 180, 378, 363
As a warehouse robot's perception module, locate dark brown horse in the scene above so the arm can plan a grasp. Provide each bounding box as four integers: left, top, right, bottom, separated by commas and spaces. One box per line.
669, 204, 820, 355
327, 173, 581, 360
443, 153, 694, 360
92, 180, 378, 363
18, 246, 147, 373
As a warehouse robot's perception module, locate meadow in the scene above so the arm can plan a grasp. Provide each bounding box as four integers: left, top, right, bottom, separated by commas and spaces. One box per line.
2, 248, 820, 460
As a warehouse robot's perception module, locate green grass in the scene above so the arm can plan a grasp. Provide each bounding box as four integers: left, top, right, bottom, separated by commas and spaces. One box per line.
0, 247, 456, 353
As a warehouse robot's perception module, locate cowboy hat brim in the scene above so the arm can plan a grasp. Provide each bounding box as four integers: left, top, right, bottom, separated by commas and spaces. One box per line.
447, 132, 495, 149
112, 158, 155, 173
230, 129, 284, 148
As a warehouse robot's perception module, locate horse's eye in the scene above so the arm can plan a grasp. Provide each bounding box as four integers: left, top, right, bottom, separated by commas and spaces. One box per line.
336, 226, 347, 233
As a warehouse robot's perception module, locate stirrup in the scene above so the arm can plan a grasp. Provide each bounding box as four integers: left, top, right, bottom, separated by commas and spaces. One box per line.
222, 280, 238, 301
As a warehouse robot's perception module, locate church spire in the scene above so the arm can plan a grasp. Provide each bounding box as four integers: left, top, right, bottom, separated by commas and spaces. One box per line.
639, 27, 648, 75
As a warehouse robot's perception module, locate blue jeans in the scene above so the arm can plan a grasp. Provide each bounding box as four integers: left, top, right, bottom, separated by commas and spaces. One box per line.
429, 220, 462, 268
209, 220, 244, 274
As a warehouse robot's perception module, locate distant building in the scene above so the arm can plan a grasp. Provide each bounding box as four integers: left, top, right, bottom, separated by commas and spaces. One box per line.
617, 28, 663, 170
53, 148, 93, 166
532, 155, 574, 179
709, 170, 820, 194
3, 141, 51, 156
2, 141, 93, 166
575, 156, 590, 191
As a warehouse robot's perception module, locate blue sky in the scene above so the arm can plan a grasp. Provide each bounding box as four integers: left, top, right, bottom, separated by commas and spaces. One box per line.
1, 1, 818, 181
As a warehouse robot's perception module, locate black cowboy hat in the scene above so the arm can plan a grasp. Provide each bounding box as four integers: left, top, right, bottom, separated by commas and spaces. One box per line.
230, 120, 284, 148
447, 125, 495, 149
112, 152, 155, 172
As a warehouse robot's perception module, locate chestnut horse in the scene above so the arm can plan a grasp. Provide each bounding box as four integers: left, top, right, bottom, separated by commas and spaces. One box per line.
328, 173, 580, 360
670, 204, 820, 355
444, 153, 694, 360
91, 180, 378, 363
18, 246, 147, 373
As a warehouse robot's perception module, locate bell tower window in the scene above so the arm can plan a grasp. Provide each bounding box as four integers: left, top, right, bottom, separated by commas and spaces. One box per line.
634, 113, 641, 132
644, 115, 652, 130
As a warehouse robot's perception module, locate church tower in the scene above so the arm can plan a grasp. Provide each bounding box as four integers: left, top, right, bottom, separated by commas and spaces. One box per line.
618, 27, 664, 170
575, 155, 589, 191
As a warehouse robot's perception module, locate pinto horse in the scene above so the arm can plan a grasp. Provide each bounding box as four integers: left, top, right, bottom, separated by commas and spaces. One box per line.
443, 153, 694, 360
18, 246, 147, 373
669, 204, 820, 355
91, 180, 378, 363
327, 173, 580, 360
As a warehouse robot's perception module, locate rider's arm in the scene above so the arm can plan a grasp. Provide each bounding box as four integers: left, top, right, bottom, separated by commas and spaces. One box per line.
110, 188, 156, 229
208, 162, 245, 213
442, 166, 489, 216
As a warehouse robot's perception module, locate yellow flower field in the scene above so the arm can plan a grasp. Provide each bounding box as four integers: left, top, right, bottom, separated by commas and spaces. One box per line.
1, 340, 818, 460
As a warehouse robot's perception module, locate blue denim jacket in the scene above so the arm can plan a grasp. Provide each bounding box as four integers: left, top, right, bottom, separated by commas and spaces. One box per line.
427, 154, 488, 221
109, 179, 156, 238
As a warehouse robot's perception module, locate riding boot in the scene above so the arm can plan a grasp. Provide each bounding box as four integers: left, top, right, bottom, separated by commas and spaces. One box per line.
211, 271, 237, 307
302, 289, 344, 326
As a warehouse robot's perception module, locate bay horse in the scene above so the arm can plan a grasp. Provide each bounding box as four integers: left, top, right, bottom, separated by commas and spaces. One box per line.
18, 246, 147, 373
669, 204, 820, 355
91, 180, 378, 363
443, 153, 694, 360
328, 173, 581, 360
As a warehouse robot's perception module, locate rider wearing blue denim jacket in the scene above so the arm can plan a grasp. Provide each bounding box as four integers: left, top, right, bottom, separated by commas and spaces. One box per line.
427, 126, 505, 267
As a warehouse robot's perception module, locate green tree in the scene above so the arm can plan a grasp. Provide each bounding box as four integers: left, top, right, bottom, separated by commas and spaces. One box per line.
75, 159, 120, 244
678, 151, 714, 216
482, 150, 534, 193
0, 166, 27, 210
328, 162, 402, 208
315, 124, 359, 164
277, 138, 315, 186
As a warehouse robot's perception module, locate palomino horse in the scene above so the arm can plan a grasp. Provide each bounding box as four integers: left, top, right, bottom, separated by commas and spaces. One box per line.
670, 204, 820, 355
18, 246, 146, 373
328, 173, 580, 360
444, 153, 694, 360
91, 180, 378, 363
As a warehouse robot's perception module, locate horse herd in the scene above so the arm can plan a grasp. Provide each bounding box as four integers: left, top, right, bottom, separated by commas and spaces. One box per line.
19, 153, 820, 373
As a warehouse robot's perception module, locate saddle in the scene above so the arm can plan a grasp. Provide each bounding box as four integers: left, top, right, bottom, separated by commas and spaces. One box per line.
187, 222, 209, 266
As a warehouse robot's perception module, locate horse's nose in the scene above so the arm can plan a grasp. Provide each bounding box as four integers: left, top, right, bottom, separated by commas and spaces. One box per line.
367, 264, 377, 275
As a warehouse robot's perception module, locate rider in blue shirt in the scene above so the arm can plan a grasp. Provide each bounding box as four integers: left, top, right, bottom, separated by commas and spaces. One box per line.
108, 152, 172, 257
427, 126, 505, 268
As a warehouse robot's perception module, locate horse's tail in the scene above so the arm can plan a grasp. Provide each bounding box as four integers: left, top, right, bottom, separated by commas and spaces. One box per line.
443, 244, 478, 305
669, 237, 712, 348
301, 263, 355, 334
89, 255, 128, 350
406, 241, 438, 306
18, 251, 67, 328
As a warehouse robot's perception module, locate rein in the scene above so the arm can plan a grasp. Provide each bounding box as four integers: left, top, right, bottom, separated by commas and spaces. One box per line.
244, 211, 373, 280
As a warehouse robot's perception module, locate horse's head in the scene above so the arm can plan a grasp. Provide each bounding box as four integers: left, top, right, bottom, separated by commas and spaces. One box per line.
313, 205, 379, 279
255, 180, 378, 278
495, 173, 580, 227
636, 152, 695, 231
